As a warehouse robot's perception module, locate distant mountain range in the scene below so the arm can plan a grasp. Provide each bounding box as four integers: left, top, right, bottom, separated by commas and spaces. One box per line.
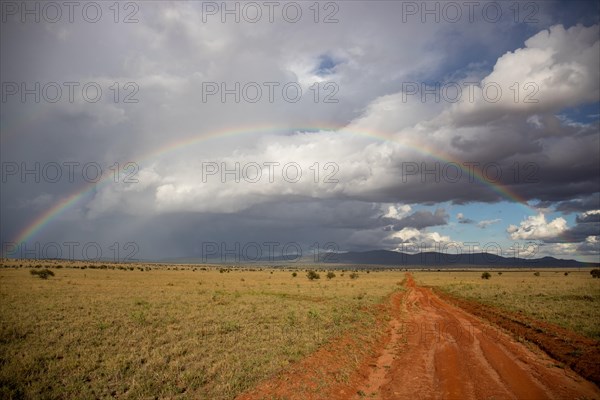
320, 250, 599, 268
160, 249, 599, 268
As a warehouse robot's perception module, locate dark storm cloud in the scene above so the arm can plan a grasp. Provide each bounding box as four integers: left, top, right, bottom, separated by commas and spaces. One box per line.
576, 211, 600, 223
555, 193, 600, 213
392, 209, 449, 230
1, 1, 599, 261
577, 238, 600, 256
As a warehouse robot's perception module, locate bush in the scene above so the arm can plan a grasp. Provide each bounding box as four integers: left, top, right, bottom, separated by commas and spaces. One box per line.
481, 272, 491, 280
326, 271, 336, 279
306, 270, 320, 280
534, 271, 540, 276
564, 272, 569, 276
590, 269, 600, 278
349, 272, 359, 279
30, 269, 55, 279
292, 272, 297, 277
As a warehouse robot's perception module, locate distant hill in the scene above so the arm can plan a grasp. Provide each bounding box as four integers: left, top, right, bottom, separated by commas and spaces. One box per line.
318, 250, 599, 268
159, 250, 599, 268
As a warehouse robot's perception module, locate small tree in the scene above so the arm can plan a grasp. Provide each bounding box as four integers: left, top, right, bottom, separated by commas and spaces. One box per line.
326, 271, 336, 279
590, 269, 600, 278
307, 270, 320, 280
481, 272, 491, 280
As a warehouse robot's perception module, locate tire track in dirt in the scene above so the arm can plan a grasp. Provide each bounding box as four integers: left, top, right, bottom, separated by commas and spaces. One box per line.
239, 274, 599, 399
432, 287, 600, 386
355, 274, 600, 399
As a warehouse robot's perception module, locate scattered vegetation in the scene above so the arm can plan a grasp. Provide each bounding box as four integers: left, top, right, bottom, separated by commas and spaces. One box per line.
306, 270, 320, 280
0, 262, 395, 399
326, 271, 336, 279
349, 272, 359, 280
29, 268, 55, 279
481, 272, 491, 280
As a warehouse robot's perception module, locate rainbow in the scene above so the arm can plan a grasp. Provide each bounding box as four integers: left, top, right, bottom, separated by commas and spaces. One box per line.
9, 123, 534, 252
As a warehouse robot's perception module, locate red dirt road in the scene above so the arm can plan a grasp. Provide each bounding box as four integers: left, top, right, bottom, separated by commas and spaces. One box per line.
239, 275, 600, 399
356, 275, 600, 399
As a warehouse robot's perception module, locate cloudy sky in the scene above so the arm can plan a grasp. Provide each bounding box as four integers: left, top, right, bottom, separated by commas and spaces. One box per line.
1, 0, 599, 263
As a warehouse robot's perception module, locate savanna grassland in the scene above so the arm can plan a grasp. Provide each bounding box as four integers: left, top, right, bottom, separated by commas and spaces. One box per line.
414, 270, 600, 339
1, 262, 599, 399
0, 261, 400, 399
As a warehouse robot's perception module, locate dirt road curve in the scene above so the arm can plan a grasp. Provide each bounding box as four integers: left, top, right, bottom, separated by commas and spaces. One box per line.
356, 275, 600, 399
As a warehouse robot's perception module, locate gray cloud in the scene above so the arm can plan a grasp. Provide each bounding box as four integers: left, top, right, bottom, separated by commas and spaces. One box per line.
555, 193, 600, 213
477, 219, 502, 229
576, 210, 600, 223
1, 2, 599, 260
393, 209, 449, 230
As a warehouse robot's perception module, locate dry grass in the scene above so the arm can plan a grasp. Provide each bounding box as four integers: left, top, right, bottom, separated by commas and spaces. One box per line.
413, 269, 600, 340
3, 262, 598, 399
0, 261, 400, 399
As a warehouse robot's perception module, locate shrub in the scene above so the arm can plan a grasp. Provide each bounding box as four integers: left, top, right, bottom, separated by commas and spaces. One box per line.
534, 271, 540, 277
349, 272, 359, 279
326, 271, 336, 279
292, 272, 297, 277
590, 269, 600, 278
497, 272, 502, 275
306, 270, 320, 280
481, 272, 491, 280
564, 272, 569, 276
30, 269, 55, 279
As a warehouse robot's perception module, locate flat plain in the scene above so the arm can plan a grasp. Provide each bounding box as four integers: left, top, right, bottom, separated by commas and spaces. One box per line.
0, 261, 396, 399
1, 261, 599, 399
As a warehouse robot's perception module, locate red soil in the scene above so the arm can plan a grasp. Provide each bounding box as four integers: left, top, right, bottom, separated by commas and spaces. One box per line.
432, 287, 600, 386
237, 274, 600, 399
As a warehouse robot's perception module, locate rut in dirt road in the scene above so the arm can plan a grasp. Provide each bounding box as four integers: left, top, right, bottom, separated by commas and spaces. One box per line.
356, 274, 600, 400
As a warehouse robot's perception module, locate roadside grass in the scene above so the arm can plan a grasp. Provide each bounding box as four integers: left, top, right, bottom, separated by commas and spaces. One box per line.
0, 262, 399, 399
413, 270, 600, 340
